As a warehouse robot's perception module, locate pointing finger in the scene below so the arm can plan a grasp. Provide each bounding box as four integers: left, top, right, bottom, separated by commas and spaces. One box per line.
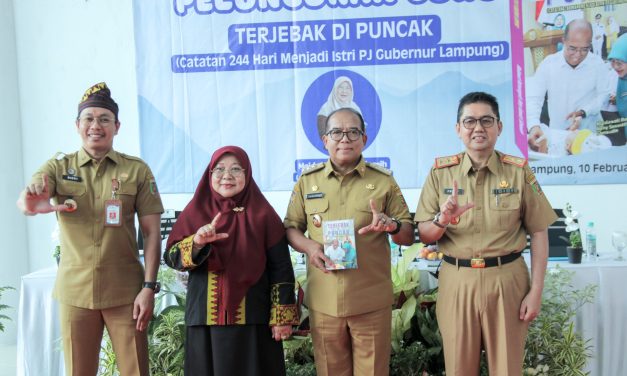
451, 180, 458, 203
369, 199, 379, 215
211, 212, 222, 227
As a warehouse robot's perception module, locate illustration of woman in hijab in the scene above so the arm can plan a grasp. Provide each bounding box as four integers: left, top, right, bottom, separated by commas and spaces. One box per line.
317, 76, 363, 138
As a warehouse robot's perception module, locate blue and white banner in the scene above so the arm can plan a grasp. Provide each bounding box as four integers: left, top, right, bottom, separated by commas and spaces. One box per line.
133, 0, 526, 192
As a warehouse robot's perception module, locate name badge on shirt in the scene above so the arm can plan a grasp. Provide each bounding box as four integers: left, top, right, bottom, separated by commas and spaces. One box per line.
306, 192, 325, 199
492, 188, 519, 194
62, 174, 82, 182
104, 199, 122, 227
443, 188, 464, 195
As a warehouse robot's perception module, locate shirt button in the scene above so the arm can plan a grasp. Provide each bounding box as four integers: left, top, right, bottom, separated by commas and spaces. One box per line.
476, 206, 482, 210
96, 196, 100, 199
477, 180, 482, 185
503, 203, 509, 208
474, 228, 481, 233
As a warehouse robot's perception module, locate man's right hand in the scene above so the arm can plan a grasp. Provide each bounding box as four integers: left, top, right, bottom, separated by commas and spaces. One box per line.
438, 180, 474, 225
527, 125, 548, 153
17, 174, 69, 215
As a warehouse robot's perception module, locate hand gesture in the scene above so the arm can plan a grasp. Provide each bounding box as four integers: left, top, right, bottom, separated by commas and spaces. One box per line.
18, 174, 71, 215
565, 111, 582, 131
358, 199, 398, 235
438, 180, 474, 225
527, 126, 548, 153
193, 212, 229, 247
305, 244, 333, 274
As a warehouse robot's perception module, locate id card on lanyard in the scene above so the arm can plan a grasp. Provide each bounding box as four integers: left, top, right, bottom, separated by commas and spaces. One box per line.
104, 178, 122, 227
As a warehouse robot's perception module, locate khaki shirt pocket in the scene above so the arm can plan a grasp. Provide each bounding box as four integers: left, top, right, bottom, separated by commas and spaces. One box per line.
56, 182, 87, 223
117, 184, 138, 220
305, 198, 329, 241
489, 192, 521, 231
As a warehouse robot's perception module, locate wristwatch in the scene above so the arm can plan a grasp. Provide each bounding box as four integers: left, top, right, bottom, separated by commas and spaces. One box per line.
387, 218, 402, 235
143, 281, 161, 294
432, 212, 448, 229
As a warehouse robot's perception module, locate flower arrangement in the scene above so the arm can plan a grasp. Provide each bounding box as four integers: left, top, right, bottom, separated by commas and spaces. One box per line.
563, 203, 582, 249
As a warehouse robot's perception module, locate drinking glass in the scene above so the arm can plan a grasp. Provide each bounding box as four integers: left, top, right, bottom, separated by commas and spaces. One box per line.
611, 231, 627, 261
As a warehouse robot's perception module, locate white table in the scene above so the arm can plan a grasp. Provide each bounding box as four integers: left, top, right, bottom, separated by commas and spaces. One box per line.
16, 266, 178, 376
414, 254, 627, 376
18, 257, 627, 376
16, 267, 64, 376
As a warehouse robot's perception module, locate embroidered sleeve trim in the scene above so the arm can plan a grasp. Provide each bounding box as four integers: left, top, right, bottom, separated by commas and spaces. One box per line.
269, 283, 299, 325
179, 235, 196, 269
270, 304, 299, 326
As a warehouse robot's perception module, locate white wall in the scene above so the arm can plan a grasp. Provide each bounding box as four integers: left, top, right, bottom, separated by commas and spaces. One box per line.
5, 0, 627, 345
0, 0, 27, 345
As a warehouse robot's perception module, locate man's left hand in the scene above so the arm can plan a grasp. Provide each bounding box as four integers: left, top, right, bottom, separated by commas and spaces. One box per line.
358, 199, 398, 234
519, 289, 542, 323
133, 288, 155, 331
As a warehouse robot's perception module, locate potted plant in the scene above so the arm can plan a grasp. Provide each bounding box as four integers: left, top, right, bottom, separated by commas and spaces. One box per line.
562, 203, 583, 263
0, 286, 15, 332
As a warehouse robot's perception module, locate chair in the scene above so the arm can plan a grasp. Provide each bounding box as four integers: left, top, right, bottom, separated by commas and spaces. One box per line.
137, 210, 181, 250
525, 208, 569, 258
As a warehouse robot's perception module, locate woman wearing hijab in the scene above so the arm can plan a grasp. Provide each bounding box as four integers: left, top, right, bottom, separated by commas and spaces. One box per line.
317, 76, 363, 138
164, 146, 298, 376
608, 33, 627, 143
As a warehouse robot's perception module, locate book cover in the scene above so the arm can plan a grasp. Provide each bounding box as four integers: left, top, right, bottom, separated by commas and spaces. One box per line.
323, 219, 357, 270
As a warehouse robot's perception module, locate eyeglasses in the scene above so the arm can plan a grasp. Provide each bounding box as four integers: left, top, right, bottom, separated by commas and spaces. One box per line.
326, 128, 364, 141
461, 116, 497, 129
211, 167, 245, 179
78, 116, 116, 127
566, 45, 591, 54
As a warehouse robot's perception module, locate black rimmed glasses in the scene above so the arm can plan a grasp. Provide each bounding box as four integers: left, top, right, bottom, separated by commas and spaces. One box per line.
461, 116, 497, 129
211, 167, 245, 179
78, 115, 116, 127
326, 128, 364, 141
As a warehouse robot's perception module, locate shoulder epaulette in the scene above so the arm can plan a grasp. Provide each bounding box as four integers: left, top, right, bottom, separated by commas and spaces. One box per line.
301, 162, 325, 175
434, 154, 461, 169
501, 154, 527, 167
118, 152, 144, 162
53, 151, 73, 160
366, 162, 392, 175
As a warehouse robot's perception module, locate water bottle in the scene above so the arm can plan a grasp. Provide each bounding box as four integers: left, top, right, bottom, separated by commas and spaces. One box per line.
586, 221, 597, 260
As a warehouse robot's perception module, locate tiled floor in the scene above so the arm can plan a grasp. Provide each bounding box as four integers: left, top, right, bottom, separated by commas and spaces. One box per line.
0, 344, 16, 376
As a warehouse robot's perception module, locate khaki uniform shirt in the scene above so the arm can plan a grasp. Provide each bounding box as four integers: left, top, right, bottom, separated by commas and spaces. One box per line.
415, 151, 557, 258
33, 148, 164, 309
284, 157, 412, 317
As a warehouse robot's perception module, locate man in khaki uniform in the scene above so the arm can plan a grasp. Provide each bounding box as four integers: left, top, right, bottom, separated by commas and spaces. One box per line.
17, 83, 164, 376
415, 92, 557, 376
285, 108, 415, 376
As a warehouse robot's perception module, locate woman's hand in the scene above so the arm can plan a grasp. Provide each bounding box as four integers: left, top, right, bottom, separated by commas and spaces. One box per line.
271, 325, 293, 341
192, 212, 229, 248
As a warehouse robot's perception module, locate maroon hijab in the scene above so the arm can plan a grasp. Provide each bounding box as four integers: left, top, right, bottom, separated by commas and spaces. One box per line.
166, 146, 285, 315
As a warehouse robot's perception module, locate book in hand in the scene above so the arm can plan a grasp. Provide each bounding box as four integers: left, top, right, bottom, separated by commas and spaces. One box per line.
323, 219, 358, 270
